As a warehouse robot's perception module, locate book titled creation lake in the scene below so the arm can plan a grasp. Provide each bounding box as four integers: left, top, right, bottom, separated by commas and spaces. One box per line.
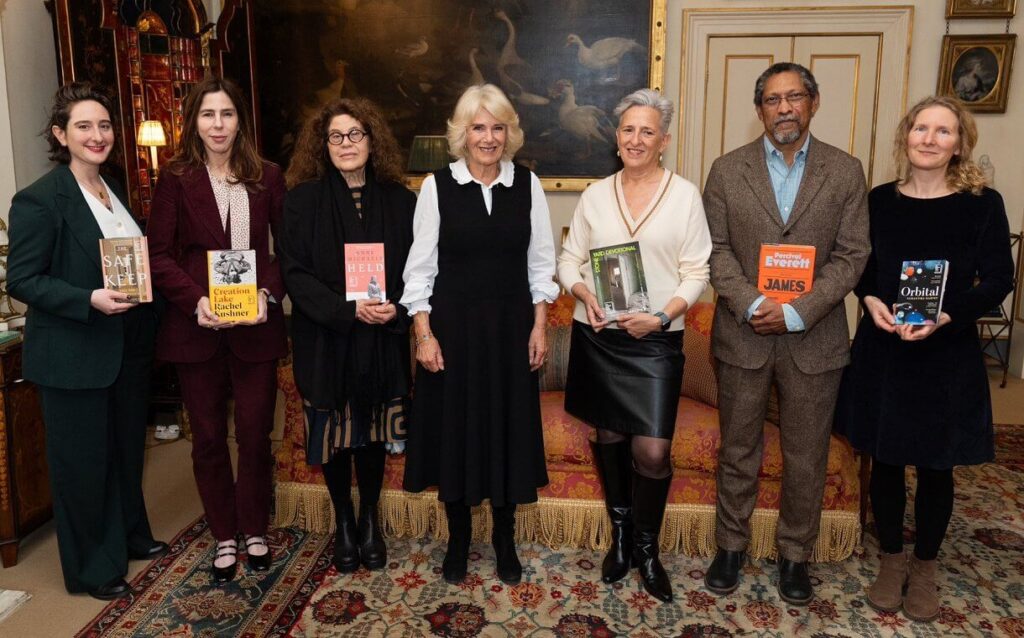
589, 241, 650, 320
207, 249, 258, 322
893, 259, 949, 325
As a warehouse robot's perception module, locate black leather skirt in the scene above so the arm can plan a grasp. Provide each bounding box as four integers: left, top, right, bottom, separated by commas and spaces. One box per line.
564, 321, 684, 439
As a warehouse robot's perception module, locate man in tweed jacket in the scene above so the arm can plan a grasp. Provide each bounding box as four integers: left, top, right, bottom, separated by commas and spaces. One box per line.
702, 62, 870, 605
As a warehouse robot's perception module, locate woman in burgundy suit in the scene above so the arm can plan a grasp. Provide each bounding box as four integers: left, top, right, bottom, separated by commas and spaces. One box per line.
148, 77, 287, 584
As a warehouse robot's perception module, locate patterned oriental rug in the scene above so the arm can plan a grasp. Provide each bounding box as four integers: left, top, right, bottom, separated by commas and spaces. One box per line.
79, 436, 1024, 637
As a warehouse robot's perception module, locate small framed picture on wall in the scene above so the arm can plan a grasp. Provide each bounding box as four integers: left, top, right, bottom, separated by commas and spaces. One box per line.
937, 34, 1017, 113
946, 0, 1017, 20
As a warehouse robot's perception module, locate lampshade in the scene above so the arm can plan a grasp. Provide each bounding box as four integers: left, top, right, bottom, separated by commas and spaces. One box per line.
406, 135, 450, 173
137, 120, 167, 147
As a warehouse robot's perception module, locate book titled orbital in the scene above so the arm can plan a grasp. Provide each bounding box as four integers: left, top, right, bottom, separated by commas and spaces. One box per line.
893, 259, 949, 326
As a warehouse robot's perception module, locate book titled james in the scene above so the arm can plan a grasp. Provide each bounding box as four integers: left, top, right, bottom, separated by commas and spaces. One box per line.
207, 249, 258, 322
589, 241, 650, 319
893, 259, 949, 325
757, 243, 816, 304
99, 237, 152, 303
344, 243, 386, 301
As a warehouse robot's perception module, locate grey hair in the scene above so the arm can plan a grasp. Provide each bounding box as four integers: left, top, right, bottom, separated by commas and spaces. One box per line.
753, 62, 819, 106
612, 88, 674, 134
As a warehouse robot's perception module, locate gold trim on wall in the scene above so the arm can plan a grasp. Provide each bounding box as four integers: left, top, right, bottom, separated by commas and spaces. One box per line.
677, 5, 914, 187
809, 53, 862, 156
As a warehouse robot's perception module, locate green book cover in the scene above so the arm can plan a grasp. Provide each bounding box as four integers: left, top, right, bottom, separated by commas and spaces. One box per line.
589, 241, 650, 319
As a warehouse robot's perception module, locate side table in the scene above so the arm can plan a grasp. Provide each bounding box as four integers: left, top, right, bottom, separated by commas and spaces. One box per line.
0, 337, 51, 567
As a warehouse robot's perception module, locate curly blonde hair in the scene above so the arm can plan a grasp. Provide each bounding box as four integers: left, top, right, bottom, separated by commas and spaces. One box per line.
446, 84, 524, 162
285, 97, 405, 189
893, 95, 986, 195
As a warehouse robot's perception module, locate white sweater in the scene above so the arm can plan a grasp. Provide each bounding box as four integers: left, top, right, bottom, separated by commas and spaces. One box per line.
557, 170, 712, 331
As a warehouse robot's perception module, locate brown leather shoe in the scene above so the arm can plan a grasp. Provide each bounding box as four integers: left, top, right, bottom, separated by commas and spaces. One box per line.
866, 551, 907, 612
903, 555, 940, 622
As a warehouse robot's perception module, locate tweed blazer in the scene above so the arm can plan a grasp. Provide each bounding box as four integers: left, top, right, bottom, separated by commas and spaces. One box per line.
704, 135, 870, 374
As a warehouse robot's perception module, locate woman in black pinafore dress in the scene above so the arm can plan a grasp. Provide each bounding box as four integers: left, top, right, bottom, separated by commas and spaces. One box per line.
401, 84, 558, 586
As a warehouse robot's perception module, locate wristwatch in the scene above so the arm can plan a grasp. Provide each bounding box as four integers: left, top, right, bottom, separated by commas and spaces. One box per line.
653, 311, 670, 331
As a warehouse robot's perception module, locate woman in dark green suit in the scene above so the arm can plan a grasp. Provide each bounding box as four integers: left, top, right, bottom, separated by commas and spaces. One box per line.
6, 82, 167, 600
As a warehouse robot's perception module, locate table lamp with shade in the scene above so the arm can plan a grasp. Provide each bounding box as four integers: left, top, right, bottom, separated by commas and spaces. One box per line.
137, 119, 167, 182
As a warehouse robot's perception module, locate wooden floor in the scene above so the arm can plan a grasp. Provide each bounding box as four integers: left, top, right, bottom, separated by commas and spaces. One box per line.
0, 371, 1020, 637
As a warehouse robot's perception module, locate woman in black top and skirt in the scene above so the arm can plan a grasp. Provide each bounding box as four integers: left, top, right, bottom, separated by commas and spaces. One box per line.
401, 84, 558, 585
834, 95, 1014, 622
280, 98, 415, 572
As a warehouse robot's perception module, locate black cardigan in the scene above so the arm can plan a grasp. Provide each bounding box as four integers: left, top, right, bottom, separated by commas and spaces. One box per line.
279, 175, 416, 408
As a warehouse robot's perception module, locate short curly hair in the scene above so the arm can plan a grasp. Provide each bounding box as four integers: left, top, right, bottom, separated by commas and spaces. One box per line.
285, 97, 405, 188
446, 84, 524, 162
44, 82, 118, 164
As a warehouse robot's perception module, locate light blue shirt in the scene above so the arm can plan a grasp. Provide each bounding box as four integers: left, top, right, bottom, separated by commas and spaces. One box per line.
745, 135, 812, 332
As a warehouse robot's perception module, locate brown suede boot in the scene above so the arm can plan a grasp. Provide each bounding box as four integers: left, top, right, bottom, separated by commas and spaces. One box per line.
903, 555, 940, 622
866, 551, 907, 612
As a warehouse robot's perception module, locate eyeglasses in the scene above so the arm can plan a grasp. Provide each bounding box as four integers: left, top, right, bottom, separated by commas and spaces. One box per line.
761, 92, 811, 108
327, 129, 368, 145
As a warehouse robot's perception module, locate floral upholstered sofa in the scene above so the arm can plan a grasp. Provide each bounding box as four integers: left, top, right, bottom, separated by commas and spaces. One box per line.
274, 295, 861, 561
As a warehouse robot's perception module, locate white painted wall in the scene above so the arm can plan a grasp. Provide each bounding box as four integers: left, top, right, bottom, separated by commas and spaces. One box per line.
0, 1, 59, 192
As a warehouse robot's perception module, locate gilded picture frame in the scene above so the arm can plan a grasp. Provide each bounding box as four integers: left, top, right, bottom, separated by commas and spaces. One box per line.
937, 34, 1016, 113
946, 0, 1017, 19
250, 0, 666, 192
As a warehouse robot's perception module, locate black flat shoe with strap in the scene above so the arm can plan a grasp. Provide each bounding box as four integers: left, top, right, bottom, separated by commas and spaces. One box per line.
213, 539, 238, 584
245, 536, 272, 572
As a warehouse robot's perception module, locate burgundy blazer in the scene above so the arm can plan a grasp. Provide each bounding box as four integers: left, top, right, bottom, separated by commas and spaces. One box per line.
148, 162, 288, 363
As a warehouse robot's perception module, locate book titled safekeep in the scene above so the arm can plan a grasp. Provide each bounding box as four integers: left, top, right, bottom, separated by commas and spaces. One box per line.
589, 241, 650, 320
757, 244, 816, 304
99, 237, 152, 303
344, 243, 386, 301
893, 259, 949, 325
207, 249, 258, 322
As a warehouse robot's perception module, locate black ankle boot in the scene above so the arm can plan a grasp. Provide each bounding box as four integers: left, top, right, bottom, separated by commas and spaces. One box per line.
632, 470, 673, 602
333, 501, 360, 573
491, 504, 522, 584
442, 502, 471, 584
591, 439, 632, 583
357, 503, 387, 570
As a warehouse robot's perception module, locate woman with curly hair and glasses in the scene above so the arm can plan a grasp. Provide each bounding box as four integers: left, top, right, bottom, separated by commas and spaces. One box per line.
280, 97, 415, 573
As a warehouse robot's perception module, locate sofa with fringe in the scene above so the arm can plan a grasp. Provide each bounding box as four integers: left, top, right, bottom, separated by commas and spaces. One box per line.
273, 296, 861, 562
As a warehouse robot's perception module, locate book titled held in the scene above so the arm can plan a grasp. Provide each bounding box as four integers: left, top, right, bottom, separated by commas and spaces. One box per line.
99, 237, 152, 303
757, 244, 816, 304
207, 249, 259, 322
893, 259, 949, 325
589, 241, 650, 320
344, 243, 385, 301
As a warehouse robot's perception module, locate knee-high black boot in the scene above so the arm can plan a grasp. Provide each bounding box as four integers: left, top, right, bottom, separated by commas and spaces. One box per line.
354, 444, 387, 570
443, 501, 471, 584
322, 452, 359, 573
632, 470, 673, 602
591, 439, 633, 583
491, 504, 522, 584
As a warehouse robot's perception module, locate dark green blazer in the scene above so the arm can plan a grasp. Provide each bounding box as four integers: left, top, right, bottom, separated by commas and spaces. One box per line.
6, 164, 161, 389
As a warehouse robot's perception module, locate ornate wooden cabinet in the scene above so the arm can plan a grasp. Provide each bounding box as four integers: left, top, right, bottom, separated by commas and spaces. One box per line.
47, 0, 209, 218
0, 339, 49, 568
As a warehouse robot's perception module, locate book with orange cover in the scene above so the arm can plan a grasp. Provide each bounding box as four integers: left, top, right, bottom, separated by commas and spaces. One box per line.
207, 249, 259, 322
99, 237, 153, 303
757, 243, 816, 304
344, 243, 386, 301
